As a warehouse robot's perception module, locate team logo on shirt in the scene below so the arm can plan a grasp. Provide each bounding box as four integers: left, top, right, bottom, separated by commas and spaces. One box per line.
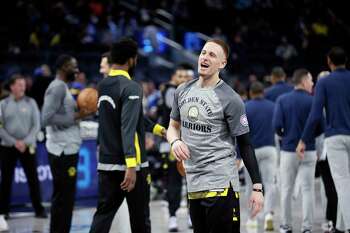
188, 106, 199, 122
240, 114, 249, 127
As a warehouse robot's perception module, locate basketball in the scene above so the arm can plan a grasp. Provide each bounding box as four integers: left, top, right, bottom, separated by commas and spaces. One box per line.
77, 88, 98, 113
176, 161, 186, 177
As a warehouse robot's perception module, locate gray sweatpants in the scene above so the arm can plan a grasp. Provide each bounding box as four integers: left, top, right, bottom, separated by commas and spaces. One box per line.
280, 151, 317, 231
325, 135, 350, 230
245, 146, 277, 214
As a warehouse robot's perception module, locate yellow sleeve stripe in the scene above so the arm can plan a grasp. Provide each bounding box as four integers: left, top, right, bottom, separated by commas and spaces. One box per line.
153, 124, 165, 136
134, 133, 141, 165
125, 157, 137, 168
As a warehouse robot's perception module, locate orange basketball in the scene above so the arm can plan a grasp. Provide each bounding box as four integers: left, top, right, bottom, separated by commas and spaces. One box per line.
77, 88, 98, 113
176, 161, 186, 177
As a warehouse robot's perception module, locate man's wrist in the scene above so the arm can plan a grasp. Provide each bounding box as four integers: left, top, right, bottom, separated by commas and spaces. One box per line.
252, 183, 263, 190
170, 138, 181, 147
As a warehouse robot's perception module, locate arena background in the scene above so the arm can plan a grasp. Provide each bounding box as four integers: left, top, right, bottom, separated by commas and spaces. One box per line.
0, 0, 349, 233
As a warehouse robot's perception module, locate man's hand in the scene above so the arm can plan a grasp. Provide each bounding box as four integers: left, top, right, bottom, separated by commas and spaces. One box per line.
120, 167, 136, 192
171, 140, 190, 161
296, 140, 306, 160
249, 184, 264, 218
15, 140, 27, 153
75, 108, 95, 120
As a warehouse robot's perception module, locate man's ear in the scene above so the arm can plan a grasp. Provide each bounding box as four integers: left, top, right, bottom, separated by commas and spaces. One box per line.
220, 60, 227, 69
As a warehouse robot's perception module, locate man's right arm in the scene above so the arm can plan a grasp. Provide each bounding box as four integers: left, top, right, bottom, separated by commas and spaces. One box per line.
0, 101, 17, 145
167, 85, 190, 160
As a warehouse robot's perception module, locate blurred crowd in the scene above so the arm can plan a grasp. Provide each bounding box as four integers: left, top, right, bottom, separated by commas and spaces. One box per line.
3, 0, 350, 83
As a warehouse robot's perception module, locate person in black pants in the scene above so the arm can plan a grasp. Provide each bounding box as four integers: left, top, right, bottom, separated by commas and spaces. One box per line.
158, 64, 194, 231
0, 75, 46, 230
41, 55, 92, 233
89, 38, 165, 233
317, 158, 338, 232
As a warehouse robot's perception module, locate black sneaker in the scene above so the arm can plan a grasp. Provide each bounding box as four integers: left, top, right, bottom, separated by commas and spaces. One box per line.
3, 213, 10, 220
302, 230, 312, 233
35, 210, 48, 219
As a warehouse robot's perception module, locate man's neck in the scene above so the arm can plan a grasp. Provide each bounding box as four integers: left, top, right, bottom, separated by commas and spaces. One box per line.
110, 64, 129, 72
273, 79, 284, 85
331, 65, 346, 71
11, 94, 24, 101
251, 94, 263, 99
198, 74, 220, 88
295, 86, 307, 92
56, 73, 67, 83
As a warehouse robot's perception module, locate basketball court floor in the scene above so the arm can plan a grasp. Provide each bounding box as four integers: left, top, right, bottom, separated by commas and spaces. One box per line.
3, 179, 328, 233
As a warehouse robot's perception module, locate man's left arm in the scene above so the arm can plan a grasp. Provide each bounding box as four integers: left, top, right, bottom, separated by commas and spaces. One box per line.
301, 82, 326, 143
225, 96, 263, 217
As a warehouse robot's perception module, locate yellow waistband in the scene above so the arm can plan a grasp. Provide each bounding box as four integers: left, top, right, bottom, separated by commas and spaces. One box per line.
188, 188, 229, 200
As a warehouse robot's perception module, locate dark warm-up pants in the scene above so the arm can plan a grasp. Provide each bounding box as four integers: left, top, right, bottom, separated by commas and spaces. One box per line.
0, 146, 45, 215
48, 153, 79, 233
318, 158, 338, 224
167, 159, 183, 217
89, 168, 151, 233
189, 187, 240, 233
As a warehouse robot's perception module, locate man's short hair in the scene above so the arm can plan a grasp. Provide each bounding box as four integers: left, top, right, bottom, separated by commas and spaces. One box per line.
327, 47, 347, 66
206, 39, 230, 59
250, 81, 265, 95
292, 68, 310, 85
6, 73, 25, 90
271, 66, 286, 78
101, 52, 111, 63
55, 54, 74, 70
110, 38, 138, 65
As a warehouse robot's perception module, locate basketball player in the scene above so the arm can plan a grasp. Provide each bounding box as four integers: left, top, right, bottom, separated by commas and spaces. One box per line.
245, 81, 276, 231
90, 38, 164, 233
167, 39, 264, 233
273, 69, 318, 233
97, 51, 166, 233
158, 63, 194, 232
42, 55, 92, 233
297, 47, 350, 232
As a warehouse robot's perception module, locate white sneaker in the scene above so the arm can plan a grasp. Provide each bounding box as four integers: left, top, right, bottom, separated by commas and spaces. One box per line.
246, 218, 258, 228
168, 216, 178, 232
0, 215, 9, 232
264, 213, 274, 231
280, 225, 292, 233
322, 221, 335, 233
188, 216, 193, 229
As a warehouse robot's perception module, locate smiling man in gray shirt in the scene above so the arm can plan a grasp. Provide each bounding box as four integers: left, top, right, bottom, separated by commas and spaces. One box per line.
0, 74, 46, 231
167, 39, 264, 233
41, 55, 91, 233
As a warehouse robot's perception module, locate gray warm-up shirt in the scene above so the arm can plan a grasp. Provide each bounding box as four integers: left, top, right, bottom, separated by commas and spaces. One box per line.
170, 79, 249, 192
0, 95, 40, 147
41, 79, 81, 156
